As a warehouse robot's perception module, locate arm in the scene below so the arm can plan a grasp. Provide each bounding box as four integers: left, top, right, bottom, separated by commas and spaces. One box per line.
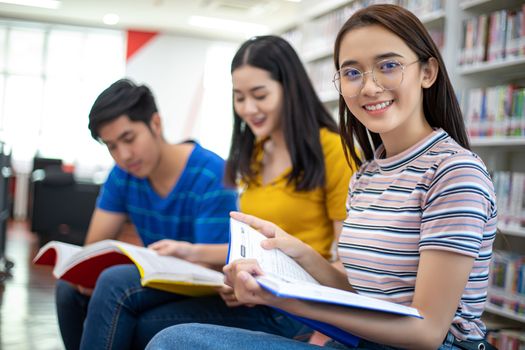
326, 220, 351, 288
84, 208, 127, 245
228, 249, 474, 350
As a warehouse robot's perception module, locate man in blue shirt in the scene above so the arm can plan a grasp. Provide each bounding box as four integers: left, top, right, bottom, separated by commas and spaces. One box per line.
55, 79, 237, 350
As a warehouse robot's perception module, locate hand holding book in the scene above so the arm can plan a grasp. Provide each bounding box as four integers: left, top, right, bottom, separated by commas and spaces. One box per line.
33, 239, 226, 296
226, 213, 422, 347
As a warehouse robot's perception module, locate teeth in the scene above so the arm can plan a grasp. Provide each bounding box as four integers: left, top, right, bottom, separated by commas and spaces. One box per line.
365, 100, 392, 111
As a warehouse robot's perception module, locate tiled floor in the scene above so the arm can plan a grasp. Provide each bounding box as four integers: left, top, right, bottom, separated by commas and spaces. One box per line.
0, 220, 63, 350
0, 220, 141, 350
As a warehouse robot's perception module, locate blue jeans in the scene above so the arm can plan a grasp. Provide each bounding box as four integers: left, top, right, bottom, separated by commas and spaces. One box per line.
146, 324, 465, 350
55, 264, 310, 350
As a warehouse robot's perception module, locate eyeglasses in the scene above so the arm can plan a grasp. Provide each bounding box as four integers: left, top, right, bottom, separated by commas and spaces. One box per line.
333, 59, 420, 98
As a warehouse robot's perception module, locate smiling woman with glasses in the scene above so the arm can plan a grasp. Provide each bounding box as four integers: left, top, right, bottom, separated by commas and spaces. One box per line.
333, 59, 420, 98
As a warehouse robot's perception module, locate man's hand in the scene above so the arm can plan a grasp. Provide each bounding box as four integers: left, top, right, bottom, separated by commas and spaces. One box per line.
74, 283, 93, 296
148, 239, 193, 260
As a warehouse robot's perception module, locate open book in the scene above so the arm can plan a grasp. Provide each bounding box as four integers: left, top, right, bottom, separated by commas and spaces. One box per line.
33, 239, 225, 296
228, 218, 422, 346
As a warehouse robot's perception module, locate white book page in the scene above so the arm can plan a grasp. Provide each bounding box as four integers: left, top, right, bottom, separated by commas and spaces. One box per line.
229, 218, 318, 284
116, 242, 224, 285
56, 240, 124, 275
257, 275, 421, 318
33, 241, 84, 277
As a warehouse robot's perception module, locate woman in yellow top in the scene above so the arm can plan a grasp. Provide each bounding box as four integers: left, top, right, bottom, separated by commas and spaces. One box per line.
214, 35, 352, 343
225, 35, 352, 261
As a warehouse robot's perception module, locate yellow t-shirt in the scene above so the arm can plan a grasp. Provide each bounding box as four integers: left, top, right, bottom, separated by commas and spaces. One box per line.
240, 128, 353, 259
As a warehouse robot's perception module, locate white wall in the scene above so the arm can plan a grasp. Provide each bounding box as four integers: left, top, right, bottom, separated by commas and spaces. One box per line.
125, 33, 239, 158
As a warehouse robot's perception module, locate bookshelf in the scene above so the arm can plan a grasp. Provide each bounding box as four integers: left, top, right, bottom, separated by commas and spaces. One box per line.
499, 226, 525, 239
470, 137, 525, 147
485, 303, 525, 323
280, 0, 525, 343
459, 0, 525, 13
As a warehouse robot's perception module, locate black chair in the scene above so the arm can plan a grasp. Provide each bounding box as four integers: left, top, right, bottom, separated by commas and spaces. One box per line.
32, 157, 62, 172
29, 165, 100, 246
0, 142, 14, 281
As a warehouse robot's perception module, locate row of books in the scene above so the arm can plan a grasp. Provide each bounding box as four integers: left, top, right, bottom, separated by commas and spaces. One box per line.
282, 0, 443, 61
398, 0, 444, 16
486, 329, 525, 350
490, 251, 525, 298
459, 5, 525, 66
487, 292, 525, 318
307, 57, 336, 98
460, 85, 525, 137
493, 171, 525, 229
300, 4, 358, 59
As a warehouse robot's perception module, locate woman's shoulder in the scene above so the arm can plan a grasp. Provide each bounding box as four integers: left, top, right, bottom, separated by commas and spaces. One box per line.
319, 127, 340, 141
431, 136, 488, 173
319, 127, 344, 153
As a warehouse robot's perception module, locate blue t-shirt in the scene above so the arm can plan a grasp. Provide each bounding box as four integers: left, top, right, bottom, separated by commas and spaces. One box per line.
96, 142, 238, 246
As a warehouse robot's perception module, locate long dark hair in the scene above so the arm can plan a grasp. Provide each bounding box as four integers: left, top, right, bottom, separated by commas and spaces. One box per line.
225, 35, 338, 191
334, 4, 470, 169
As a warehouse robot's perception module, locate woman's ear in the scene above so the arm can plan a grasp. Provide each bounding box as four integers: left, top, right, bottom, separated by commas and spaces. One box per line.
421, 57, 439, 89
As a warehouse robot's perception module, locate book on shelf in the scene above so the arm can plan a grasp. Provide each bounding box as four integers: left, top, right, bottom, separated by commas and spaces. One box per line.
461, 85, 525, 138
33, 239, 225, 296
227, 218, 422, 346
459, 5, 525, 67
493, 171, 525, 228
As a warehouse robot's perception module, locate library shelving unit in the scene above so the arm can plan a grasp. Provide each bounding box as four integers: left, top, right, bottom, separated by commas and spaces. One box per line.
279, 0, 525, 343
457, 0, 525, 340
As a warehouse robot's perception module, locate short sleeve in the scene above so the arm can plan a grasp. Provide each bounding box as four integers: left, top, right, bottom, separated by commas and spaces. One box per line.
321, 129, 353, 221
96, 166, 128, 214
419, 153, 497, 258
193, 165, 239, 244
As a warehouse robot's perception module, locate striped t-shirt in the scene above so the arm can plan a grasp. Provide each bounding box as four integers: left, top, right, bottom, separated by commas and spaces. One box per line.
339, 129, 497, 340
97, 141, 238, 246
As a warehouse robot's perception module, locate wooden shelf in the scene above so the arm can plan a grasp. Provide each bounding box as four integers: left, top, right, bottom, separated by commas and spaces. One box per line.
460, 0, 524, 13
470, 136, 525, 147
498, 226, 525, 238
485, 303, 525, 323
300, 0, 350, 21
419, 9, 446, 26
279, 0, 350, 32
458, 56, 525, 78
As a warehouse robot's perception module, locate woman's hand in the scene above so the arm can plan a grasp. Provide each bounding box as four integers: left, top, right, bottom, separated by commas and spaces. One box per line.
223, 258, 281, 307
230, 211, 314, 262
217, 285, 243, 307
148, 239, 193, 259
216, 285, 258, 308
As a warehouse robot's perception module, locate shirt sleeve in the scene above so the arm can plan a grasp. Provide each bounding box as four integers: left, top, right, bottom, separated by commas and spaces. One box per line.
321, 129, 354, 221
96, 166, 128, 214
193, 167, 239, 244
419, 153, 497, 258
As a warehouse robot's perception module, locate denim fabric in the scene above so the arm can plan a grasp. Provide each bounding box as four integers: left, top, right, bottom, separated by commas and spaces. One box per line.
55, 279, 91, 350
146, 324, 469, 350
55, 264, 309, 350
